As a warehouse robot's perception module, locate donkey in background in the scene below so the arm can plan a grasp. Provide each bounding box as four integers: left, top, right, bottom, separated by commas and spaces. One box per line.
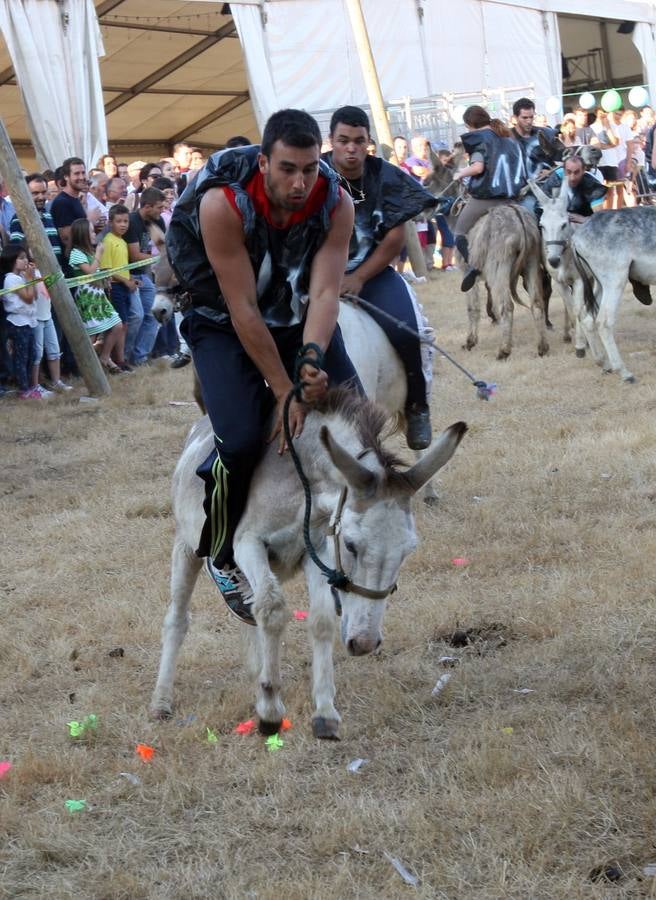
529, 185, 656, 382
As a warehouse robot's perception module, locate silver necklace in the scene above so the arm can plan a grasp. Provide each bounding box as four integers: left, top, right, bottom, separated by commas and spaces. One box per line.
338, 172, 366, 205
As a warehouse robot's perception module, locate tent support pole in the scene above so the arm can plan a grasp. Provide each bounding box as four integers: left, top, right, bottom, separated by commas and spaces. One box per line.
0, 117, 110, 397
343, 0, 428, 278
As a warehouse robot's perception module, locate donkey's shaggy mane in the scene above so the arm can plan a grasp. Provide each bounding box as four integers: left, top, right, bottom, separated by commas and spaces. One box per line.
314, 387, 411, 485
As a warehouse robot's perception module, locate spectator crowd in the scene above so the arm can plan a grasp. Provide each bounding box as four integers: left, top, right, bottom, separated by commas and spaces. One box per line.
1, 101, 655, 401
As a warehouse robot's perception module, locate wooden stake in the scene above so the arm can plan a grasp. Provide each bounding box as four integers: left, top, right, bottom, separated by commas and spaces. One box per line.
343, 0, 428, 277
0, 117, 110, 396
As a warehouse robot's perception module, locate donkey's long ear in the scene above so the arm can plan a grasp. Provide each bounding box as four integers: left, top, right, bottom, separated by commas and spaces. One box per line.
528, 180, 549, 205
558, 174, 569, 208
404, 422, 468, 494
320, 426, 376, 493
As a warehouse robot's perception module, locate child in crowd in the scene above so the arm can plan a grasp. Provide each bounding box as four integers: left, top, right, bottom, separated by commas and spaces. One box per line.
100, 204, 137, 372
31, 270, 72, 394
0, 244, 39, 399
68, 218, 124, 374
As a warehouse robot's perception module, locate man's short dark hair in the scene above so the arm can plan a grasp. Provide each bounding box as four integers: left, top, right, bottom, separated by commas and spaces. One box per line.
25, 172, 47, 186
42, 169, 55, 181
152, 177, 174, 191
61, 157, 85, 178
513, 98, 535, 117
329, 106, 370, 136
393, 134, 407, 143
139, 187, 165, 208
225, 135, 251, 148
261, 109, 322, 157
564, 154, 585, 170
109, 203, 130, 221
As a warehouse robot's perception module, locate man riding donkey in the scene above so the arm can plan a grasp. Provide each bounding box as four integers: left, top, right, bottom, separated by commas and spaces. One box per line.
166, 109, 361, 625
321, 106, 437, 450
451, 106, 527, 292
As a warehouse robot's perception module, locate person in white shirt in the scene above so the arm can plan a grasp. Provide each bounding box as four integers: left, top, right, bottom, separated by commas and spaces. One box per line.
0, 244, 40, 398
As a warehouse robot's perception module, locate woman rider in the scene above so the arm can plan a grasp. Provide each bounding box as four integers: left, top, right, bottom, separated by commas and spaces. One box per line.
452, 105, 526, 292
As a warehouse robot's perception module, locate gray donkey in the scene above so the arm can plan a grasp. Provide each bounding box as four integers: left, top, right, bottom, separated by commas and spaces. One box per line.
461, 204, 549, 360
528, 189, 656, 382
150, 361, 467, 738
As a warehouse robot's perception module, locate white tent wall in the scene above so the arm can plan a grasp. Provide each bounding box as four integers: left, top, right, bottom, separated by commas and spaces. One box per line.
230, 0, 561, 134
632, 22, 656, 106
0, 0, 107, 170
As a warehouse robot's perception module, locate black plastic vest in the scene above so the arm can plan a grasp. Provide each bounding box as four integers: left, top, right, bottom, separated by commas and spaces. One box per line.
512, 126, 558, 180
461, 128, 526, 199
646, 124, 656, 187
540, 169, 607, 216
166, 145, 341, 327
321, 153, 436, 272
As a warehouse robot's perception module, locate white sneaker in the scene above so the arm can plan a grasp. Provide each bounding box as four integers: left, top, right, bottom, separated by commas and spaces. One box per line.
50, 380, 73, 392
33, 384, 54, 398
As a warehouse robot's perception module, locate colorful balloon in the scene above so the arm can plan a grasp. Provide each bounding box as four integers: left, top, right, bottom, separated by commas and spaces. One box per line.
545, 95, 562, 115
628, 86, 649, 108
600, 89, 622, 112
579, 92, 596, 110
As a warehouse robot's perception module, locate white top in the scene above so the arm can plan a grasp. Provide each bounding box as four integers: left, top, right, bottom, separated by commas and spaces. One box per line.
2, 272, 37, 327
34, 268, 51, 320
591, 121, 620, 168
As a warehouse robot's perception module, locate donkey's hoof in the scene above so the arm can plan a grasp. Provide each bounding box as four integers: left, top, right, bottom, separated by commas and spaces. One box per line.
623, 374, 637, 384
563, 333, 572, 344
423, 494, 439, 508
463, 339, 477, 352
149, 705, 173, 721
538, 343, 549, 357
258, 718, 282, 736
575, 347, 586, 358
496, 348, 511, 360
312, 717, 341, 740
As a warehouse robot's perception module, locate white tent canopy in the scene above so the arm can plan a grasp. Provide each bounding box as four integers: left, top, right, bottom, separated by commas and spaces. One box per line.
230, 0, 656, 133
0, 0, 107, 169
1, 0, 654, 167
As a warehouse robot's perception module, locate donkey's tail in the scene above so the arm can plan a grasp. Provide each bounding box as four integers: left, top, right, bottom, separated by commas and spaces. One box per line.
571, 246, 598, 315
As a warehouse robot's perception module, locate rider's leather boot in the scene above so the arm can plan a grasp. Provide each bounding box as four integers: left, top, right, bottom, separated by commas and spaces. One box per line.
405, 403, 432, 450
455, 235, 480, 293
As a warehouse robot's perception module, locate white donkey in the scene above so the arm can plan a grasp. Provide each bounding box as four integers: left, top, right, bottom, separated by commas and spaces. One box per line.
570, 206, 656, 382
529, 179, 587, 356
528, 193, 656, 381
150, 348, 467, 739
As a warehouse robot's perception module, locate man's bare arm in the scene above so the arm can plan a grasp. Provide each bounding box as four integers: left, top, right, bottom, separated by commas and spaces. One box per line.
199, 187, 294, 402
303, 194, 354, 355
340, 223, 405, 295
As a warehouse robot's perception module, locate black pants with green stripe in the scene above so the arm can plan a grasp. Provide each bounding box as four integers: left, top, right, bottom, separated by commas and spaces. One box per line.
181, 311, 362, 569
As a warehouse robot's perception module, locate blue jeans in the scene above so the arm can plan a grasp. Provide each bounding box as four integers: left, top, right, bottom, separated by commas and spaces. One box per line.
7, 322, 35, 391
131, 274, 160, 364
184, 313, 362, 568
33, 317, 61, 363
125, 289, 144, 363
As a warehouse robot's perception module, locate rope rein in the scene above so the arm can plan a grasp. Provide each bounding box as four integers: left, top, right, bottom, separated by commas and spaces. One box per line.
340, 292, 496, 400
282, 344, 398, 608
282, 345, 350, 597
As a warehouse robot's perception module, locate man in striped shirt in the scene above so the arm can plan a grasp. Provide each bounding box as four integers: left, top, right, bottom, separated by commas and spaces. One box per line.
9, 173, 63, 262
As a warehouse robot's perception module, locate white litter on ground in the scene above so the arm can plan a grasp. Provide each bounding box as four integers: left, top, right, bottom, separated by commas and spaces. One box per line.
383, 851, 419, 886
431, 672, 453, 696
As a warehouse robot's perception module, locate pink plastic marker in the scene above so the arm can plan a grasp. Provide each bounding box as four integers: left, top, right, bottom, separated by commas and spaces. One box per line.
293, 610, 308, 621
451, 557, 470, 567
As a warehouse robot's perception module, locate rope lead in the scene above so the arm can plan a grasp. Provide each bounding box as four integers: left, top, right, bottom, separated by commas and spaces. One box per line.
283, 345, 348, 606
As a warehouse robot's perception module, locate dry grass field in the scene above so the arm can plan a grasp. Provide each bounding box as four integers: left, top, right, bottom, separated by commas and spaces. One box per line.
2, 274, 656, 899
